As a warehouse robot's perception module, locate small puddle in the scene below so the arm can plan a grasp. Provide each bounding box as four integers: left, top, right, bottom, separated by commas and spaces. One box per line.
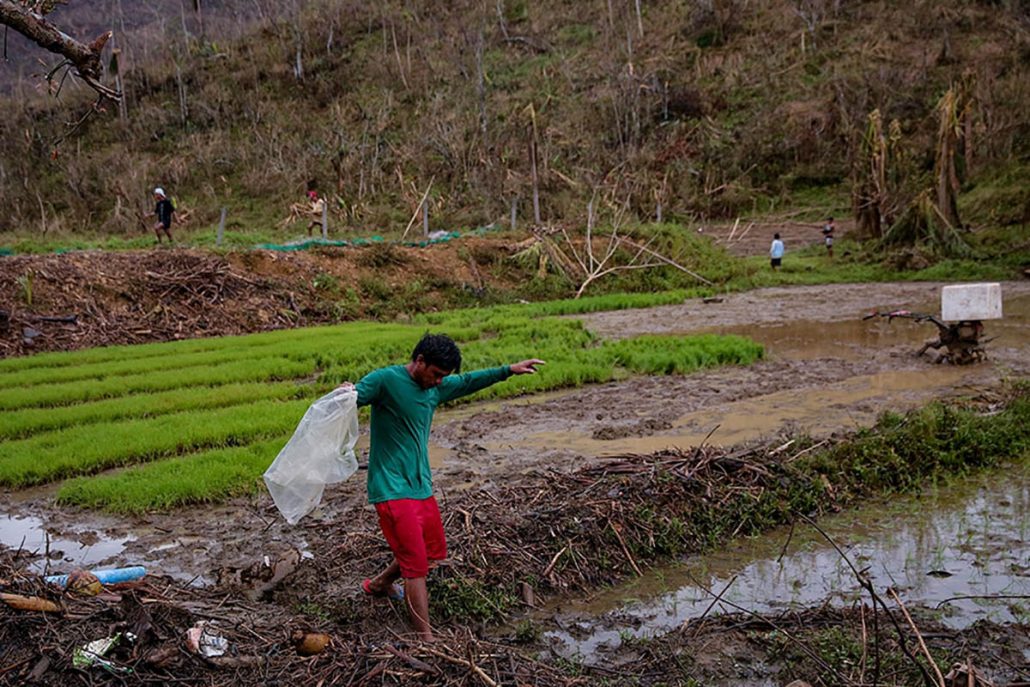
545, 461, 1030, 663
0, 512, 135, 575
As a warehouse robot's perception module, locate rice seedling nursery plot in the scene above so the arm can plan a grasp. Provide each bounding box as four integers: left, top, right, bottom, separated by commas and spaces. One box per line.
1, 306, 764, 512
0, 381, 304, 440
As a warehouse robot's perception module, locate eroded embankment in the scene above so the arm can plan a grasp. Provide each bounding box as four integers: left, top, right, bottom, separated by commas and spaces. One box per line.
1, 391, 1027, 685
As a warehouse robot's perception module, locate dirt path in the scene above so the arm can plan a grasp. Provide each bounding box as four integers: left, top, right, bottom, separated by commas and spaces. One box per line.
3, 281, 1028, 585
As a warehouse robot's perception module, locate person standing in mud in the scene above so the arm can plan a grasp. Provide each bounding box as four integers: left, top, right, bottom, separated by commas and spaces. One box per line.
152, 187, 175, 244
769, 233, 785, 270
346, 334, 543, 642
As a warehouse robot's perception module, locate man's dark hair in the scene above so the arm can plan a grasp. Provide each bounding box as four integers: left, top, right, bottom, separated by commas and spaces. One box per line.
774, 233, 780, 239
412, 333, 462, 372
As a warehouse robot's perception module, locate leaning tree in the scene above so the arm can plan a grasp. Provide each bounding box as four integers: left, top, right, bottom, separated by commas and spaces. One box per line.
0, 0, 119, 100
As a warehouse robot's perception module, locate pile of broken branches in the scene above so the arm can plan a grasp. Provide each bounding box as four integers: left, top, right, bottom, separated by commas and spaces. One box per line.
0, 251, 299, 356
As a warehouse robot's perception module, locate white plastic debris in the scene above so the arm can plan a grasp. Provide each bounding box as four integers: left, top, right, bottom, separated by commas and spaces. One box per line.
941, 283, 1002, 321
185, 621, 229, 658
263, 387, 360, 524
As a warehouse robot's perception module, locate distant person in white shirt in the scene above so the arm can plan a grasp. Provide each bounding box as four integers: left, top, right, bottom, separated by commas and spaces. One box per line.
770, 233, 785, 270
822, 217, 835, 258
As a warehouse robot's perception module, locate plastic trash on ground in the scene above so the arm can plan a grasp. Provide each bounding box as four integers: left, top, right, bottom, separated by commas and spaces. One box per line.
185, 621, 228, 657
45, 565, 146, 588
263, 387, 359, 524
72, 632, 134, 673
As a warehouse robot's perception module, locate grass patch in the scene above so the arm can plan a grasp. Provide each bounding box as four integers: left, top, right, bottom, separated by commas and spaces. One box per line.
56, 438, 287, 512
0, 398, 309, 487
0, 381, 305, 440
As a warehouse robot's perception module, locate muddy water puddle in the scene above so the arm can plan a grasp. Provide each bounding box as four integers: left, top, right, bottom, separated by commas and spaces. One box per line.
0, 510, 135, 575
504, 291, 1028, 454
709, 293, 1028, 363
545, 462, 1030, 663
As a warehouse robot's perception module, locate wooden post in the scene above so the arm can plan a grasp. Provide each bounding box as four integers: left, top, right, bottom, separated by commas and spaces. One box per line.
217, 206, 226, 246
530, 135, 541, 225
321, 200, 328, 239
656, 200, 662, 224
510, 198, 517, 231
422, 197, 429, 236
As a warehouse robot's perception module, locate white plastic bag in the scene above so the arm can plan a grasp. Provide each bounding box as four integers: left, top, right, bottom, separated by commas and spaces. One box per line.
263, 387, 359, 524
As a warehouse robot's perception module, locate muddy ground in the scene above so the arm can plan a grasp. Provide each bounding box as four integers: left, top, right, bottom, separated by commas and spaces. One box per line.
2, 280, 1028, 685
5, 280, 1029, 583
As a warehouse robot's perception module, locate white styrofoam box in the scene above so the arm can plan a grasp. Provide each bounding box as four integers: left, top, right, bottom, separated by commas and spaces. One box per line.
941, 283, 1003, 321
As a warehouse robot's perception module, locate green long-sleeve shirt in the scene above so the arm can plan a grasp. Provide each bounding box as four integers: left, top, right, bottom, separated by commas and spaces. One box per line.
356, 364, 512, 503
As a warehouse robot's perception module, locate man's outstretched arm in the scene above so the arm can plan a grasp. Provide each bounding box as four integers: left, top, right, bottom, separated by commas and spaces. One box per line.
437, 359, 545, 403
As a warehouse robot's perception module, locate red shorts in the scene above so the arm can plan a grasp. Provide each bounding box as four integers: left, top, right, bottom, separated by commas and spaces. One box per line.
375, 496, 447, 578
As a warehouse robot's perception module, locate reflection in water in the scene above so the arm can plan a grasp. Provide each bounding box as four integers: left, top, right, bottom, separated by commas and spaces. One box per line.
713, 293, 1028, 362
0, 513, 135, 575
547, 462, 1030, 662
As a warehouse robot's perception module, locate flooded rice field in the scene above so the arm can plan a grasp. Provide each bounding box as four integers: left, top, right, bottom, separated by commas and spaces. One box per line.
545, 460, 1030, 663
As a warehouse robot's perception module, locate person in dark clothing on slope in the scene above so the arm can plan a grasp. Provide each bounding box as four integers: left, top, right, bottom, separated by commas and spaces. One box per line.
153, 187, 175, 244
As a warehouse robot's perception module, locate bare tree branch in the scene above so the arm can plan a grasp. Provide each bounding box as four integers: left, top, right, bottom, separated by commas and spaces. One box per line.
0, 0, 119, 100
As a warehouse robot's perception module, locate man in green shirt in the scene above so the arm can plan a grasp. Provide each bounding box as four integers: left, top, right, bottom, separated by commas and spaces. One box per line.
352, 333, 543, 641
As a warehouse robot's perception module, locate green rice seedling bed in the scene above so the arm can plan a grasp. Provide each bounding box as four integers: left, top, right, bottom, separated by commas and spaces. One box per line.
3, 300, 764, 511
0, 398, 310, 487
0, 381, 305, 440
0, 356, 315, 411
57, 438, 289, 512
